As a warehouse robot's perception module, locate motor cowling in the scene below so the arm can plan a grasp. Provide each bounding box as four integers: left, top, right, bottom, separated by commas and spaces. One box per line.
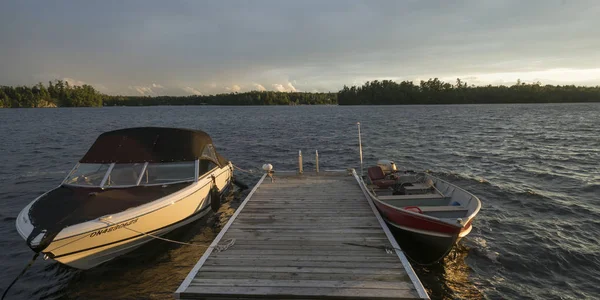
377, 160, 397, 174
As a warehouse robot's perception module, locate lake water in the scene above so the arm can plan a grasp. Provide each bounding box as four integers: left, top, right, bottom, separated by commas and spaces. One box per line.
0, 104, 598, 299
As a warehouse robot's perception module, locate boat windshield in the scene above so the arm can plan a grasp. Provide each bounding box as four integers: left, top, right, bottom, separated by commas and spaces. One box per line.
64, 161, 197, 188
140, 162, 196, 185
104, 163, 146, 187
63, 163, 111, 186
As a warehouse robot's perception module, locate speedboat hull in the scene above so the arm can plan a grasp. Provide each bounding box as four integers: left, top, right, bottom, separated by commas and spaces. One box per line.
16, 165, 232, 269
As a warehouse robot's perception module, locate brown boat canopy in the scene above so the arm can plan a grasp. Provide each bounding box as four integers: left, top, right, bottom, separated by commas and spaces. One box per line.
79, 127, 228, 166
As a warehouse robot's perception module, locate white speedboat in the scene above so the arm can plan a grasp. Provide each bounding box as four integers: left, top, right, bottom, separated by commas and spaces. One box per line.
16, 127, 233, 269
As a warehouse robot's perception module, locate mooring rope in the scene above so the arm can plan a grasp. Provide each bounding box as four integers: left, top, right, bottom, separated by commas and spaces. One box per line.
232, 164, 256, 174
100, 218, 201, 247
2, 253, 40, 300
99, 218, 236, 252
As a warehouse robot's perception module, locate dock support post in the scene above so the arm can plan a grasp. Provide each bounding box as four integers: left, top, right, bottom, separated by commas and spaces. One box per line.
315, 150, 319, 174
298, 150, 303, 174
357, 122, 363, 177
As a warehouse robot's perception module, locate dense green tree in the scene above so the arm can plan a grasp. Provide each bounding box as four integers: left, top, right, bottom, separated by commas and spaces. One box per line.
0, 80, 102, 108
337, 78, 600, 105
102, 91, 337, 106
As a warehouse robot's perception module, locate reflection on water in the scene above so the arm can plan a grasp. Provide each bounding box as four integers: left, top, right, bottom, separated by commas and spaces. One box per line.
413, 243, 484, 300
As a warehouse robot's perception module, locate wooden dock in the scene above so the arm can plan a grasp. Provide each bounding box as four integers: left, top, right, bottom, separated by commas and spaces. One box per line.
175, 170, 429, 299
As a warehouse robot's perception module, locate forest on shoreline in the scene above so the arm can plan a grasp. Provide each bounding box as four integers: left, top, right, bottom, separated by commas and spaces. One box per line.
1, 78, 600, 108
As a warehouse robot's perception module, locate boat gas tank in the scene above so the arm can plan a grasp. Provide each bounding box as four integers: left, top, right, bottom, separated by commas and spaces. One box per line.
377, 160, 397, 174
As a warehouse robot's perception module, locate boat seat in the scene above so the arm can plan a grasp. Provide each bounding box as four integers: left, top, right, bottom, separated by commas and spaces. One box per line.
418, 206, 466, 212
367, 166, 395, 188
419, 206, 469, 218
378, 194, 444, 200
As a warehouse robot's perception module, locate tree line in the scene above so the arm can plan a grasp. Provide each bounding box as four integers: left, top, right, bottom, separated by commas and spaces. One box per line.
2, 78, 600, 108
103, 91, 336, 106
0, 80, 103, 108
338, 78, 600, 105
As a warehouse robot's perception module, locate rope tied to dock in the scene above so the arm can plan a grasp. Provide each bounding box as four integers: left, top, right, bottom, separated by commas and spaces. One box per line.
232, 164, 256, 174
99, 217, 236, 251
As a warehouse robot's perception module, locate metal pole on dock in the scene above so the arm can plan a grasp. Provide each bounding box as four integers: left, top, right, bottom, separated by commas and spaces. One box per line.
357, 122, 363, 177
315, 150, 319, 174
298, 150, 303, 174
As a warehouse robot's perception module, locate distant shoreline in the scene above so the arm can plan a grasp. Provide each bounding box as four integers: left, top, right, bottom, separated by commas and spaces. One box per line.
2, 78, 599, 108
3, 102, 600, 109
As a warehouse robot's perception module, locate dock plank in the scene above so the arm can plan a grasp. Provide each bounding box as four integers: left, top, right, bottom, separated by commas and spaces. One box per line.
182, 286, 420, 299
176, 172, 428, 299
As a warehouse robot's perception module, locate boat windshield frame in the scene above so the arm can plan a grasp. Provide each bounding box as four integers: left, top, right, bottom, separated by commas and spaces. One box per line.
62, 160, 210, 188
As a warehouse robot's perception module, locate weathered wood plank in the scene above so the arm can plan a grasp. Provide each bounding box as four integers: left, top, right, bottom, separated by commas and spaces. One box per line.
226, 228, 386, 234
224, 239, 390, 248
193, 271, 409, 282
198, 266, 405, 275
235, 211, 374, 216
220, 236, 390, 242
209, 249, 393, 257
189, 279, 414, 290
204, 259, 403, 269
182, 286, 419, 299
208, 254, 400, 263
231, 225, 383, 230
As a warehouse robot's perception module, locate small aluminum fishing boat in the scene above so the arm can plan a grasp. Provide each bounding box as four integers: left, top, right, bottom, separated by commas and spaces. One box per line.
16, 127, 233, 269
365, 160, 481, 263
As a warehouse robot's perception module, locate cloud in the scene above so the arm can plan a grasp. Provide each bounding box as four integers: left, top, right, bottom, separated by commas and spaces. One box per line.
182, 86, 202, 95
128, 84, 167, 96
253, 83, 266, 91
129, 86, 152, 96
272, 82, 297, 92
225, 84, 241, 92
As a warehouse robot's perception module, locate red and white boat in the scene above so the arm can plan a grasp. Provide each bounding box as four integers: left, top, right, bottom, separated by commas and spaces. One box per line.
364, 160, 482, 263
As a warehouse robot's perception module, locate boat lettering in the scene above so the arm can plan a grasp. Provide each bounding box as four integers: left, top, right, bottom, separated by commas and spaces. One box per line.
89, 218, 138, 238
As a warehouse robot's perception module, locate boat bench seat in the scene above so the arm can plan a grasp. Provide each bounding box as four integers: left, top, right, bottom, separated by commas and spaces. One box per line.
404, 183, 431, 190
418, 206, 466, 212
378, 194, 444, 200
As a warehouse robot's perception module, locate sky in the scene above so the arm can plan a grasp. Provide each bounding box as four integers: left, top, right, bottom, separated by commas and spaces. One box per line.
1, 0, 599, 96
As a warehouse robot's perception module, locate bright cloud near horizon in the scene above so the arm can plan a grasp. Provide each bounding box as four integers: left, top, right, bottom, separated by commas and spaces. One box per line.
1, 0, 599, 96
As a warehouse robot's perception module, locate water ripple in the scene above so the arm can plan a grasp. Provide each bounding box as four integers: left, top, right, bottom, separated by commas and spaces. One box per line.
0, 104, 599, 300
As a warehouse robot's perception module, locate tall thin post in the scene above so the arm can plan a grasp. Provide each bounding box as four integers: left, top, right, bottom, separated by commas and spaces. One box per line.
357, 122, 363, 177
298, 150, 303, 174
315, 150, 319, 174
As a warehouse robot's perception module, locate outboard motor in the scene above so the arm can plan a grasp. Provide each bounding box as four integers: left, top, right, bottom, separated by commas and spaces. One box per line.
377, 160, 397, 175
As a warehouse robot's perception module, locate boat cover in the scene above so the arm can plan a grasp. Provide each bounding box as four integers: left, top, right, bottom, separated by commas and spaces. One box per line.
80, 127, 228, 166
27, 183, 192, 252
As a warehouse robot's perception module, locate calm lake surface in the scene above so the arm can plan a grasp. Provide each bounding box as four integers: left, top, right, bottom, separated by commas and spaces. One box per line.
0, 104, 599, 299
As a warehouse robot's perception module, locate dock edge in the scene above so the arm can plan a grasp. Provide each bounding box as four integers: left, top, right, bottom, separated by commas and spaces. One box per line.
352, 169, 430, 299
174, 173, 268, 299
